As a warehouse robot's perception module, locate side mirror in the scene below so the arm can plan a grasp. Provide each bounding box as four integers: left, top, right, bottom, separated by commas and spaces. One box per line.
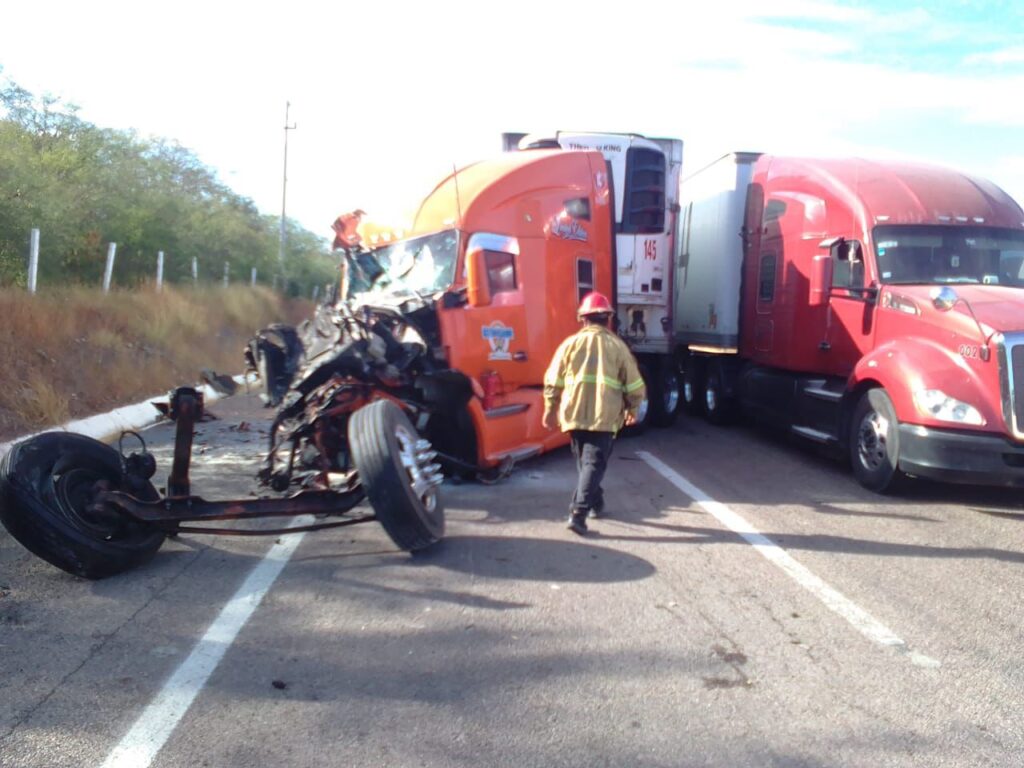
809, 252, 833, 307
931, 286, 958, 311
466, 247, 491, 307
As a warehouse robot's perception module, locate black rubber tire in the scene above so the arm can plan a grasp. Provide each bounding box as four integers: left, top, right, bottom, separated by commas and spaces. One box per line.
348, 400, 444, 551
649, 359, 682, 428
849, 388, 904, 493
703, 360, 732, 425
0, 433, 165, 579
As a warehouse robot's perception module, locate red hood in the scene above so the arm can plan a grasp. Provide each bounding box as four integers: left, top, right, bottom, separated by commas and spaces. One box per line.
892, 285, 1024, 335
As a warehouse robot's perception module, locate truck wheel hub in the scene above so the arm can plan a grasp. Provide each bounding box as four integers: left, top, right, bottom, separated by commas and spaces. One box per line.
395, 426, 443, 512
664, 379, 680, 413
857, 412, 889, 469
705, 386, 718, 412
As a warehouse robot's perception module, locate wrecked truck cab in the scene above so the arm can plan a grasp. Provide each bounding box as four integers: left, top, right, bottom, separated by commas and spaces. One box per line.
259, 148, 619, 474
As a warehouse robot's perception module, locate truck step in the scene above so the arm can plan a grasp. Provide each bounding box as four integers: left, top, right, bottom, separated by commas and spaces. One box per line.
490, 444, 543, 463
802, 384, 843, 402
790, 425, 838, 444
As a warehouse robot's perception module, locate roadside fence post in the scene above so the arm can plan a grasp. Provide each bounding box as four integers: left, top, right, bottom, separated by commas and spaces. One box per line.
251, 267, 257, 286
192, 257, 198, 285
312, 284, 320, 301
27, 228, 39, 295
156, 251, 165, 292
272, 274, 279, 291
103, 243, 117, 293
223, 261, 229, 288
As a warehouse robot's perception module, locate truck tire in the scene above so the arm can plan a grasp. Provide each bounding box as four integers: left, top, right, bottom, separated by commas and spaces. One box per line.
348, 400, 444, 551
648, 359, 682, 428
849, 389, 905, 493
622, 365, 652, 437
0, 433, 165, 579
703, 360, 733, 425
682, 358, 705, 416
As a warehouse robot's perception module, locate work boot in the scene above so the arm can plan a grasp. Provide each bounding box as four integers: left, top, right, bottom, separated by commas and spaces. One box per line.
567, 513, 588, 536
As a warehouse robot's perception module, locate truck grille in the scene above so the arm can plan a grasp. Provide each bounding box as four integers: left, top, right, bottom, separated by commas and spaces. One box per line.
1001, 334, 1024, 440
1013, 345, 1024, 434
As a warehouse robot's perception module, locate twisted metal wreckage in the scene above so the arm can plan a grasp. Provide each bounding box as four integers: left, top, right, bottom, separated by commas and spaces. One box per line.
0, 245, 513, 579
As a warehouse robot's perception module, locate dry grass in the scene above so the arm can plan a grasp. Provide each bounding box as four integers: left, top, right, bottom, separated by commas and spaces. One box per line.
0, 285, 313, 439
0, 372, 71, 428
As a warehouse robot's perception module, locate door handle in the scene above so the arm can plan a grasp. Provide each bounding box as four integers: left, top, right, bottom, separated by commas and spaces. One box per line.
512, 351, 528, 362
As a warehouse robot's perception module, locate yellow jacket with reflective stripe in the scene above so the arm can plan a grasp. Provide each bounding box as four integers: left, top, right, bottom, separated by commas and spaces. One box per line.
543, 323, 646, 433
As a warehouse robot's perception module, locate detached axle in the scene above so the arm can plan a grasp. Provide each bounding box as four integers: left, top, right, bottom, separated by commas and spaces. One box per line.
0, 388, 446, 579
109, 386, 370, 535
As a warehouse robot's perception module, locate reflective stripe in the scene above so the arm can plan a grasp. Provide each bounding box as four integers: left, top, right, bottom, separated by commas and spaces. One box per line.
625, 378, 645, 394
546, 377, 565, 388
564, 373, 626, 391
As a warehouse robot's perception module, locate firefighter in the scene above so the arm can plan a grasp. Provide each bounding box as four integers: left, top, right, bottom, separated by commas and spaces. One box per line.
542, 291, 646, 535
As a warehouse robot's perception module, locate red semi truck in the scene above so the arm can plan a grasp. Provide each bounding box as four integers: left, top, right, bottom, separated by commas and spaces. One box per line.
676, 153, 1024, 491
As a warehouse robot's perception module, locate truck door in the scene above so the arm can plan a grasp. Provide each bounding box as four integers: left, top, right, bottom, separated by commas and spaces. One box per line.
453, 233, 533, 388
820, 239, 876, 376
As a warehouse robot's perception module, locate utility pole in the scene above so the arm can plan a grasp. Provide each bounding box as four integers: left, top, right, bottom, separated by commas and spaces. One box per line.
279, 101, 298, 266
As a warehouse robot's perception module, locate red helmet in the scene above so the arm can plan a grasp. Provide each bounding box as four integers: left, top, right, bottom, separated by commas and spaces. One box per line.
577, 291, 613, 317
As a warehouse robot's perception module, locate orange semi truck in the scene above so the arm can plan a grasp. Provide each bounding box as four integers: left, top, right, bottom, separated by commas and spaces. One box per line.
300, 132, 684, 473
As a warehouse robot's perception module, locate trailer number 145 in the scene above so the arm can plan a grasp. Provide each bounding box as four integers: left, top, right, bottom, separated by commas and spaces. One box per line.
644, 239, 658, 260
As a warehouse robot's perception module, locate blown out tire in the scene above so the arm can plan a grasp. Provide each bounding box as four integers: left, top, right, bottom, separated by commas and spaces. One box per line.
849, 388, 905, 493
348, 400, 444, 551
0, 432, 165, 579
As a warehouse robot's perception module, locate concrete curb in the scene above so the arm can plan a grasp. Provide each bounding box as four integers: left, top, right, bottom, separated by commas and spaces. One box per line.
0, 373, 257, 456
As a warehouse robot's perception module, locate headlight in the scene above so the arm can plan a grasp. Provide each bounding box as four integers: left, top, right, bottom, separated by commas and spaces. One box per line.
913, 389, 984, 425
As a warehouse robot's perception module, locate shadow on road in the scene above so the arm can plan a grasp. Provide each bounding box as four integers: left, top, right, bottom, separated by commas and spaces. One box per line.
412, 535, 656, 584
594, 519, 1024, 564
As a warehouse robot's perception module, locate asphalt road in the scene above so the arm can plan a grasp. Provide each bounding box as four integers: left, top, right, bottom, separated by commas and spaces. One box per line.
2, 392, 1024, 767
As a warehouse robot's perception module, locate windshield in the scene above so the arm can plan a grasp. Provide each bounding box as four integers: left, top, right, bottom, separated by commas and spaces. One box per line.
873, 225, 1024, 287
362, 230, 460, 296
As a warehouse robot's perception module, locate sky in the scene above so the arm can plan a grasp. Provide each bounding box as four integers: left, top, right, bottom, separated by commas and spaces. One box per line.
1, 0, 1023, 241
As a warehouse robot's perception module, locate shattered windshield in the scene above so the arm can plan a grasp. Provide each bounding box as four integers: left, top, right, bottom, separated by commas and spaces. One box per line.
874, 225, 1024, 287
363, 230, 460, 296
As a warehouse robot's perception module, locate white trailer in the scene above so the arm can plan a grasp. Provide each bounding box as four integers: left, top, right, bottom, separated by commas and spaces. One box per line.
675, 152, 762, 417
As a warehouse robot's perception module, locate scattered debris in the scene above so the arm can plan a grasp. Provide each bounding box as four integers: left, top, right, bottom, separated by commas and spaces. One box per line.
272, 679, 288, 690
200, 369, 238, 397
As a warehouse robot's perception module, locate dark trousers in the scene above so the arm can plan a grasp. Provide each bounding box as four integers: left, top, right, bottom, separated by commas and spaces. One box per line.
569, 430, 614, 517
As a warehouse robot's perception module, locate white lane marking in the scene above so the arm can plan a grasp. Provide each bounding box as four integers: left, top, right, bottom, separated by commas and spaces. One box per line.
637, 451, 939, 668
100, 518, 312, 768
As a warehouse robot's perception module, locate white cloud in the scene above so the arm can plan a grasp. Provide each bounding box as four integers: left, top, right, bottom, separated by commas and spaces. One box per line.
2, 0, 1024, 232
964, 46, 1024, 65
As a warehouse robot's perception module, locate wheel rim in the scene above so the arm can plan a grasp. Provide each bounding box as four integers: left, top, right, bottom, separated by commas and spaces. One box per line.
705, 384, 718, 413
636, 397, 649, 424
857, 410, 890, 471
54, 467, 122, 540
683, 380, 694, 404
663, 375, 680, 414
394, 425, 442, 513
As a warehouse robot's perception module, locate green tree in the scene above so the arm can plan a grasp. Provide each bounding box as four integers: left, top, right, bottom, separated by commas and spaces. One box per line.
0, 68, 333, 294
